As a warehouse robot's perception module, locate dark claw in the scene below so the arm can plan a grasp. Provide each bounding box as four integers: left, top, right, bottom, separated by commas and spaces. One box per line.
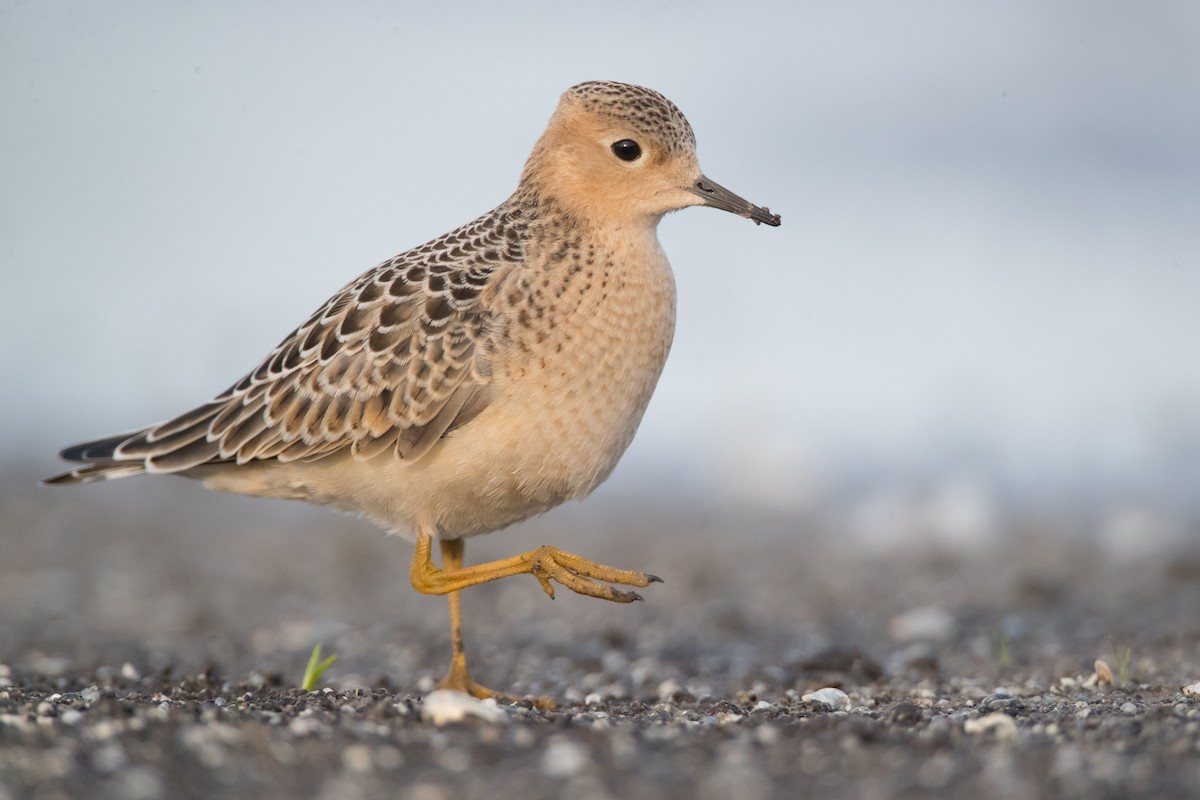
645, 574, 664, 584
628, 592, 644, 602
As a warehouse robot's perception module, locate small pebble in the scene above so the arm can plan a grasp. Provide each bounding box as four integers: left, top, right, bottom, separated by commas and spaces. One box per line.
1121, 702, 1138, 715
420, 690, 507, 726
803, 688, 851, 712
1182, 682, 1200, 698
121, 662, 141, 681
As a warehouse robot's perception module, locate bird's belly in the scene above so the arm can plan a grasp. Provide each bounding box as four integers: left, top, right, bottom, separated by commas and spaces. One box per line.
382, 274, 676, 538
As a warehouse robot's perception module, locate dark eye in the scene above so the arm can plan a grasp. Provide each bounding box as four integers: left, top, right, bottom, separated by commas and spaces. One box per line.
610, 139, 642, 162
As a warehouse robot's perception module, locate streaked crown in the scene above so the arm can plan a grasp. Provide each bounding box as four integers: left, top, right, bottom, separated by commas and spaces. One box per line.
563, 81, 697, 155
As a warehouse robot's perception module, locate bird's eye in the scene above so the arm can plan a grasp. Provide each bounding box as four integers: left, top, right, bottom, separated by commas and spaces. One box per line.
610, 139, 642, 162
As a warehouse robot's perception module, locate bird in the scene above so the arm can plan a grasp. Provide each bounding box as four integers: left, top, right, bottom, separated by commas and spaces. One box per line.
46, 80, 781, 703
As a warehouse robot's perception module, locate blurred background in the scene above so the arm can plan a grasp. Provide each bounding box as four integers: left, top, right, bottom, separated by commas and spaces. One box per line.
3, 0, 1199, 557
5, 17, 1200, 800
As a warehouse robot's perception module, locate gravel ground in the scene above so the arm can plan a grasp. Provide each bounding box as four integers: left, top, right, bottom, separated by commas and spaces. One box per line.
3, 471, 1200, 799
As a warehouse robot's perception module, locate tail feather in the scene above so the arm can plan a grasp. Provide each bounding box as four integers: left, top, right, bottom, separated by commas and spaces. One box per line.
59, 432, 140, 462
43, 462, 148, 485
46, 429, 153, 486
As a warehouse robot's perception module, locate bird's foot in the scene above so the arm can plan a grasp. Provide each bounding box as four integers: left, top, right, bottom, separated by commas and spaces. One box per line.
410, 533, 662, 603
521, 545, 662, 602
436, 662, 556, 709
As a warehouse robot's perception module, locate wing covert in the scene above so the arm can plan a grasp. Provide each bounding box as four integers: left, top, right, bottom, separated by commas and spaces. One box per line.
105, 206, 526, 474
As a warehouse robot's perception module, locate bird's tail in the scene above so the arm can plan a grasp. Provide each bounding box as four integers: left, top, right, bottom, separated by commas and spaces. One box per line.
43, 432, 151, 485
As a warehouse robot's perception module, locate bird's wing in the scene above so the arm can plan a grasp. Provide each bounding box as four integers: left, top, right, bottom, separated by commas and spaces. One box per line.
63, 207, 526, 476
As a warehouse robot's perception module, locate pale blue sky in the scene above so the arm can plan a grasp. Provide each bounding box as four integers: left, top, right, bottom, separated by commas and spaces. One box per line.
4, 1, 1198, 508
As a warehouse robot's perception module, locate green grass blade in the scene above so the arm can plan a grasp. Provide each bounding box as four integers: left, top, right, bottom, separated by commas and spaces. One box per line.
301, 643, 337, 692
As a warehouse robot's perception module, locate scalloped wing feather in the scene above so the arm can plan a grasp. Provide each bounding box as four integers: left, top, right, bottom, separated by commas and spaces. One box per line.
48, 205, 527, 483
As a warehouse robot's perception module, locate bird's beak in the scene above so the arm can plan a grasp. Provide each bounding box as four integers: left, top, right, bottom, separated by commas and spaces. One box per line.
687, 175, 781, 226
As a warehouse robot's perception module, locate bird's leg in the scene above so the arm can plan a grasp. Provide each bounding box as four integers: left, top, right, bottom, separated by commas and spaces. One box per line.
412, 532, 659, 707
433, 537, 498, 700
430, 537, 554, 708
411, 531, 661, 603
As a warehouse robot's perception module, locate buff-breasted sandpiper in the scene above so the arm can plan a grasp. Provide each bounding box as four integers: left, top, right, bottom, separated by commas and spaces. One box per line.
47, 80, 781, 703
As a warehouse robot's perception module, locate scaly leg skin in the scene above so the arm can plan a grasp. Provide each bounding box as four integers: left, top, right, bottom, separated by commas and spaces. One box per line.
432, 538, 516, 703
411, 533, 661, 707
410, 532, 662, 601
432, 538, 556, 708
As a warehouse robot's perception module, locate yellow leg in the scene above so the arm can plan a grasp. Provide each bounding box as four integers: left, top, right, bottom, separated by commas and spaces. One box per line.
411, 533, 660, 707
433, 538, 507, 701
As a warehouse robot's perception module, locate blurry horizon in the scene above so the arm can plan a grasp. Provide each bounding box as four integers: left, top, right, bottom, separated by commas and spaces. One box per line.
4, 2, 1199, 532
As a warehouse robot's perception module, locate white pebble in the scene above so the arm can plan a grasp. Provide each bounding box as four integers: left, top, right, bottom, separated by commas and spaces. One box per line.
584, 693, 602, 706
121, 662, 141, 681
1121, 702, 1138, 715
1182, 682, 1200, 698
802, 688, 851, 712
420, 690, 507, 726
964, 712, 1018, 740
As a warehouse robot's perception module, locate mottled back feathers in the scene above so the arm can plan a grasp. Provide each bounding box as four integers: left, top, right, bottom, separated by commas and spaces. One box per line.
48, 203, 532, 483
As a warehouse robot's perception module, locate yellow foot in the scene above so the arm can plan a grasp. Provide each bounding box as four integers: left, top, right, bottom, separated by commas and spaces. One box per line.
411, 533, 662, 603
437, 667, 556, 709
526, 545, 663, 602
